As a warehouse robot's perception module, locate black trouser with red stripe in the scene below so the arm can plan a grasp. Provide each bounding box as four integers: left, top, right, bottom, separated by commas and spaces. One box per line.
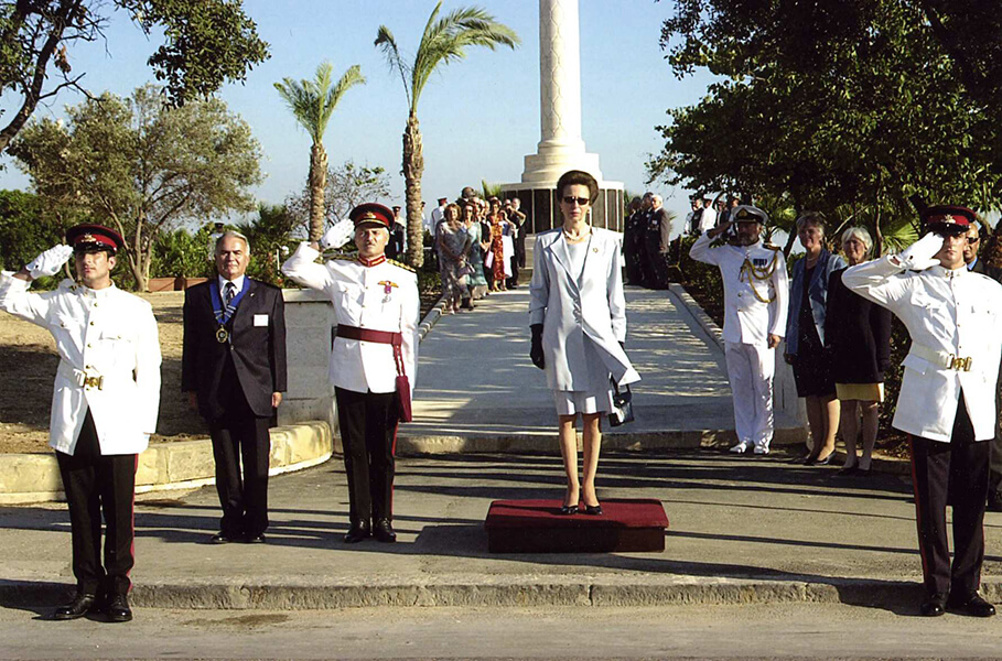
334, 387, 398, 525
909, 392, 990, 598
55, 409, 137, 597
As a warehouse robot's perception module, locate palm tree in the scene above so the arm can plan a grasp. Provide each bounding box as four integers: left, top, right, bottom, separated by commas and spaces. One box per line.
375, 3, 519, 267
275, 61, 365, 242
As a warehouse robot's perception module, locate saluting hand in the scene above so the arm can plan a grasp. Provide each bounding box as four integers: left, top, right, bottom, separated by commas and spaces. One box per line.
25, 244, 74, 279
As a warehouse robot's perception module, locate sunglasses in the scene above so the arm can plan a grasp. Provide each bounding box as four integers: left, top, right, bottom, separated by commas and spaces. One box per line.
562, 196, 590, 206
968, 236, 980, 244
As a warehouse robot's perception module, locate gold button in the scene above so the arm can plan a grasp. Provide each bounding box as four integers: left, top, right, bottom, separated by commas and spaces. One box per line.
89, 321, 94, 326
86, 343, 92, 348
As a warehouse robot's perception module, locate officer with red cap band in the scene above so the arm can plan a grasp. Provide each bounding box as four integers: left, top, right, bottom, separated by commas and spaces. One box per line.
844, 204, 1002, 618
0, 224, 161, 623
282, 203, 419, 544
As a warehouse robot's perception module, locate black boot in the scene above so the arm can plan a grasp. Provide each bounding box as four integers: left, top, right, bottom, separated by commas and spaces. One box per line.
52, 592, 97, 620
344, 519, 371, 544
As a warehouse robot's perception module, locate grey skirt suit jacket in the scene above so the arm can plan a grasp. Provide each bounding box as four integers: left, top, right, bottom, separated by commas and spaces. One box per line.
529, 227, 641, 392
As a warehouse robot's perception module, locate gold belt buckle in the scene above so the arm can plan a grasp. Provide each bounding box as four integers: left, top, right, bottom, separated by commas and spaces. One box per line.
83, 375, 104, 390
949, 355, 972, 372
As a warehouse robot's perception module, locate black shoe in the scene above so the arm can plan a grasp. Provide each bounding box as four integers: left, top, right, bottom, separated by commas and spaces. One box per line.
988, 490, 1002, 512
558, 504, 579, 515
835, 464, 858, 477
210, 532, 236, 544
947, 593, 996, 617
373, 518, 397, 543
245, 533, 267, 544
344, 520, 371, 544
583, 504, 604, 516
52, 592, 97, 620
920, 592, 948, 617
105, 594, 132, 623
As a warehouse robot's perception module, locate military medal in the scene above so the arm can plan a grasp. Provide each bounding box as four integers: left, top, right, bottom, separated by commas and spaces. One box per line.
216, 326, 229, 343
379, 280, 398, 303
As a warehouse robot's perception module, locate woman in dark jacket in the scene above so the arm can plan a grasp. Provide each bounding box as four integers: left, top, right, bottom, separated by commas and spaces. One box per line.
785, 212, 845, 464
825, 226, 892, 475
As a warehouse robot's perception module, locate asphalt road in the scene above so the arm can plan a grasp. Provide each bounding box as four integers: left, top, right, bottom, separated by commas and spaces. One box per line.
1, 602, 1000, 660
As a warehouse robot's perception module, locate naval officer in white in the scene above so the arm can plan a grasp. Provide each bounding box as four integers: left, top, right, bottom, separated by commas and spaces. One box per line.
689, 205, 789, 455
282, 203, 419, 544
0, 224, 161, 623
529, 169, 641, 516
843, 205, 1002, 618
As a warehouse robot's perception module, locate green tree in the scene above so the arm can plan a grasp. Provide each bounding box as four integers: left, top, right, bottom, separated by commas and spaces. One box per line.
0, 0, 269, 154
0, 189, 64, 272
375, 2, 519, 267
648, 0, 1002, 254
284, 160, 391, 240
274, 61, 366, 243
9, 84, 263, 291
241, 203, 297, 285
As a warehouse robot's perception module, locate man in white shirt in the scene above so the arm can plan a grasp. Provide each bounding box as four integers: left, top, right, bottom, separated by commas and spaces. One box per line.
698, 195, 717, 232
843, 205, 1002, 618
0, 224, 161, 623
689, 206, 788, 455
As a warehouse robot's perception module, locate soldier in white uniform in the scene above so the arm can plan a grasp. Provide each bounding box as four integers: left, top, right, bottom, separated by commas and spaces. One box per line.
282, 203, 419, 544
843, 205, 1002, 618
0, 224, 161, 623
689, 206, 789, 455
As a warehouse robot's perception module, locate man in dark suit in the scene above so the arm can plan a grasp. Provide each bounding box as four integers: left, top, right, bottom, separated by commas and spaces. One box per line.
182, 231, 287, 544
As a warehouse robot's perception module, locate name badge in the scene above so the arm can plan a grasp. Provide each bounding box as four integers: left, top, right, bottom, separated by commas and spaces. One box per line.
253, 314, 269, 327
753, 258, 767, 266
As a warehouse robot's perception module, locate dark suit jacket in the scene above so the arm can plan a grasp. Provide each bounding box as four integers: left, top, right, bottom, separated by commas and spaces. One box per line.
181, 278, 288, 421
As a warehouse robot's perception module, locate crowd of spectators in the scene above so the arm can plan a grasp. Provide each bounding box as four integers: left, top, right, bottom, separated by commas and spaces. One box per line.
427, 187, 526, 314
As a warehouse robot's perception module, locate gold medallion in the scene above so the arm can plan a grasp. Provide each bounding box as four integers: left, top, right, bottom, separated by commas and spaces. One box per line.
216, 326, 229, 343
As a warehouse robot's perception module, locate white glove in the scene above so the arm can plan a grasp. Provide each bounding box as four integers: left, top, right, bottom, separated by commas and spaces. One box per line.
896, 232, 943, 271
26, 244, 74, 279
320, 218, 356, 251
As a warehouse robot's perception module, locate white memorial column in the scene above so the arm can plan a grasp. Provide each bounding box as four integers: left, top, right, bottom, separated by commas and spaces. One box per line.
521, 0, 601, 185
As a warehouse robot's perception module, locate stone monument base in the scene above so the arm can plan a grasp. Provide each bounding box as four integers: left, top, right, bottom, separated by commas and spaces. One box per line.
500, 181, 624, 234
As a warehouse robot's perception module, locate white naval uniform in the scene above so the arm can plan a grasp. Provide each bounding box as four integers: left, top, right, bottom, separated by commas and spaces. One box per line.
842, 257, 1002, 442
689, 232, 789, 448
281, 243, 419, 394
0, 274, 162, 455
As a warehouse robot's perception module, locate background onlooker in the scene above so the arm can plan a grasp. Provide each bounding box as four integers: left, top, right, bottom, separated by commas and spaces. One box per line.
785, 212, 845, 465
436, 203, 471, 314
825, 227, 892, 476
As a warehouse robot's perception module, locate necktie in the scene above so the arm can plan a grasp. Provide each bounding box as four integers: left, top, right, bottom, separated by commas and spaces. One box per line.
224, 281, 235, 305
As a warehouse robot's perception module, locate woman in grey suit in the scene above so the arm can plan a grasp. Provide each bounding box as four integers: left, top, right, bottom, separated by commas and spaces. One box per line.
529, 170, 641, 515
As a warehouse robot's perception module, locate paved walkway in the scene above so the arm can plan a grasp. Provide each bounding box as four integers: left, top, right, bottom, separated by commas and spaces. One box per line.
404, 286, 801, 451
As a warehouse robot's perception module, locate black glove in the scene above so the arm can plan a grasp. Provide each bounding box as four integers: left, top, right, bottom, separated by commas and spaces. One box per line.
530, 324, 545, 370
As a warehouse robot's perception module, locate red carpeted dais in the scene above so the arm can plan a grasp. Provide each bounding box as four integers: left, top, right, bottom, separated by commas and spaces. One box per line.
485, 498, 669, 553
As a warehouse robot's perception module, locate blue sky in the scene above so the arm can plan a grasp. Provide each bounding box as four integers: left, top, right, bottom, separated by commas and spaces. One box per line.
0, 1, 716, 225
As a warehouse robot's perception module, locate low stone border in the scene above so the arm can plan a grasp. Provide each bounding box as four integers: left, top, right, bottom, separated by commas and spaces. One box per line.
418, 292, 449, 341
2, 575, 996, 610
0, 422, 332, 505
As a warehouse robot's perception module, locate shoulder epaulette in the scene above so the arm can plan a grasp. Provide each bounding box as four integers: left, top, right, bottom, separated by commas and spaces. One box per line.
388, 258, 416, 272
764, 243, 782, 251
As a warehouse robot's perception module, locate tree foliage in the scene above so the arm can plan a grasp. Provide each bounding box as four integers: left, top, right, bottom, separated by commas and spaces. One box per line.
648, 0, 1002, 254
0, 0, 269, 154
9, 84, 263, 291
284, 160, 391, 242
0, 189, 64, 273
274, 61, 366, 242
375, 2, 519, 268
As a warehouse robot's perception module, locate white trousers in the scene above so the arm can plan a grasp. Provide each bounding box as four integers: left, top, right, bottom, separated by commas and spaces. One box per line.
724, 341, 775, 448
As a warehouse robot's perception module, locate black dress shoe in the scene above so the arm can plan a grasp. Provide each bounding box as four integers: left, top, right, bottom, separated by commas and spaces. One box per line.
245, 533, 267, 544
920, 592, 948, 617
105, 594, 132, 623
373, 518, 397, 543
558, 504, 579, 515
583, 504, 603, 516
988, 490, 1002, 512
947, 593, 996, 617
210, 532, 236, 544
835, 464, 858, 477
344, 521, 371, 544
52, 593, 97, 620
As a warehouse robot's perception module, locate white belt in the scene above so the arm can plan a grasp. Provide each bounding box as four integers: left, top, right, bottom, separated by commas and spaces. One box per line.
909, 343, 973, 372
58, 362, 132, 390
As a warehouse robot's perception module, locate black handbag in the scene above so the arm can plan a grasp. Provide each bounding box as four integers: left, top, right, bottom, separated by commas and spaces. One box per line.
608, 379, 635, 427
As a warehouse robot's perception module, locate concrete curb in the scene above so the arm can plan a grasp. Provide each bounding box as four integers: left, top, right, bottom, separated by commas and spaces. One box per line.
418, 292, 449, 341
0, 422, 332, 505
3, 576, 998, 610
